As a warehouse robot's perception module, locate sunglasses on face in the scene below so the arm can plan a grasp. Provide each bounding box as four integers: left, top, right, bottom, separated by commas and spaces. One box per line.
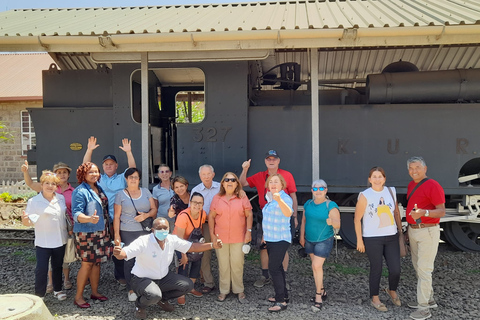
224, 178, 237, 182
312, 187, 326, 191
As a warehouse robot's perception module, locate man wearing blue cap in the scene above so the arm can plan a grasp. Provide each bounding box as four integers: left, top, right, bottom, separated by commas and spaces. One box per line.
83, 136, 136, 289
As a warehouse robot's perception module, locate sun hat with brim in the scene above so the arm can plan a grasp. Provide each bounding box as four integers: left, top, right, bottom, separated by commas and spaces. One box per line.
52, 162, 72, 173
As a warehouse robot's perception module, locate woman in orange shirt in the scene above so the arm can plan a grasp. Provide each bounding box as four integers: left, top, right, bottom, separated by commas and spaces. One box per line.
209, 172, 253, 303
173, 192, 206, 305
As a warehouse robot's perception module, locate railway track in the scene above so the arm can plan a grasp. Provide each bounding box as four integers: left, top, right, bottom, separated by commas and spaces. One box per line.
0, 228, 35, 242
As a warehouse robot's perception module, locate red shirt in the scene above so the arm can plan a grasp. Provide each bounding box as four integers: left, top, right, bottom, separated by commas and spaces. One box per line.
57, 183, 74, 220
405, 179, 445, 224
210, 194, 252, 243
246, 168, 297, 209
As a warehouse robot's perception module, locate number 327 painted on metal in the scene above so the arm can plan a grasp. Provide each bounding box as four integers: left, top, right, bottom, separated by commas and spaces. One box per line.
192, 127, 232, 142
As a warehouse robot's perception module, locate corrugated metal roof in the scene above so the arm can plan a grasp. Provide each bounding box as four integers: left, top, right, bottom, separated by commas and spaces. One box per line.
0, 0, 479, 36
0, 53, 55, 100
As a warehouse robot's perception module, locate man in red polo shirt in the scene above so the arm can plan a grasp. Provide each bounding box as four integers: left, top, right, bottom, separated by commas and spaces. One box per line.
405, 156, 445, 320
239, 150, 298, 288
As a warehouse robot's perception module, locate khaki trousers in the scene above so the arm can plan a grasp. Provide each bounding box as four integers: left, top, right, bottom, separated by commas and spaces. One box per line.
408, 225, 440, 308
201, 223, 215, 288
216, 242, 244, 294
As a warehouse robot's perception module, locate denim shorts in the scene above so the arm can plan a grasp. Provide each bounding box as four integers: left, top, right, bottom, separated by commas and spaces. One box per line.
305, 236, 334, 258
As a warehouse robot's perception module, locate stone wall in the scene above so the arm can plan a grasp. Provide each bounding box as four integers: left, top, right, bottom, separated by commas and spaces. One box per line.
0, 101, 41, 182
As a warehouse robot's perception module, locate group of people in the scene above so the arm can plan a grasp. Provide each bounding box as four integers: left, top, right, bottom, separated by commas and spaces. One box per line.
21, 137, 445, 320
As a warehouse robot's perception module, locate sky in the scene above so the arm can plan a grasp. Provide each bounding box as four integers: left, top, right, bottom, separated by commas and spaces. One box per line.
1, 0, 255, 12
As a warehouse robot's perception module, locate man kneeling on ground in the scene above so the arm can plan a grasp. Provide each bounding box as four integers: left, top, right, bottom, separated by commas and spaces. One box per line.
113, 217, 223, 319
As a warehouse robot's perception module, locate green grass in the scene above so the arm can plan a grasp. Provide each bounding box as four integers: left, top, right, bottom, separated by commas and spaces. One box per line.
328, 262, 368, 275
466, 269, 480, 274
0, 241, 31, 247
11, 248, 36, 263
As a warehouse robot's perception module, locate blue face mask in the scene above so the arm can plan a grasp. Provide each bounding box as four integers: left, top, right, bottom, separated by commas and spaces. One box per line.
154, 230, 169, 241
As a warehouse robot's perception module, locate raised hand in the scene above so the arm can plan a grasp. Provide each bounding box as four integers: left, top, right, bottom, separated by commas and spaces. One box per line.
119, 138, 132, 153
242, 159, 251, 170
87, 136, 99, 151
21, 160, 28, 173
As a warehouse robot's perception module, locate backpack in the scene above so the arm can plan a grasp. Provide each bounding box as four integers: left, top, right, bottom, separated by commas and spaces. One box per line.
181, 210, 205, 262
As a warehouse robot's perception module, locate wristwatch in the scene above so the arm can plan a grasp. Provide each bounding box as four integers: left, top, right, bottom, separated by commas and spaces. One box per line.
424, 210, 430, 217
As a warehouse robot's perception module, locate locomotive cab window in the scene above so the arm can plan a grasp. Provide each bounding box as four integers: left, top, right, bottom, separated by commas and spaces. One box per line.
130, 67, 205, 126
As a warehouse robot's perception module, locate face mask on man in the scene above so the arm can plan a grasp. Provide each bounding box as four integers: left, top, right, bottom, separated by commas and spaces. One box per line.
154, 229, 169, 241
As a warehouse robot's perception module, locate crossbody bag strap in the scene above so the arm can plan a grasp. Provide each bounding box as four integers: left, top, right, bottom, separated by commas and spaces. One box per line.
180, 210, 202, 229
124, 189, 139, 215
406, 178, 430, 203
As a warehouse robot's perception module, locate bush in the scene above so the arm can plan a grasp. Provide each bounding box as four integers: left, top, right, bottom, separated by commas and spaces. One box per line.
0, 191, 37, 203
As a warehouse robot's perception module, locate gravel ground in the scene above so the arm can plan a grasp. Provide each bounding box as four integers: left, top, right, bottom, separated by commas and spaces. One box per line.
1, 239, 479, 320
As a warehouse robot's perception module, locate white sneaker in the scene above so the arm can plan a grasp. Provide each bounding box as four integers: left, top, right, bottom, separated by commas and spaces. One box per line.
128, 291, 138, 302
408, 300, 438, 309
53, 291, 67, 301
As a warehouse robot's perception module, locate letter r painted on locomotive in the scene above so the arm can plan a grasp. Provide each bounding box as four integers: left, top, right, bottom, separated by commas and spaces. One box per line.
456, 138, 469, 154
338, 139, 349, 154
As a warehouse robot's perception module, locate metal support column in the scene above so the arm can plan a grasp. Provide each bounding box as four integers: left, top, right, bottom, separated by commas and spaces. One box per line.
141, 53, 149, 187
310, 48, 320, 180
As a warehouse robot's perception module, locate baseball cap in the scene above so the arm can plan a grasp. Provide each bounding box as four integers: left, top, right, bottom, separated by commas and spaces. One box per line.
102, 155, 117, 163
265, 150, 280, 159
52, 162, 72, 173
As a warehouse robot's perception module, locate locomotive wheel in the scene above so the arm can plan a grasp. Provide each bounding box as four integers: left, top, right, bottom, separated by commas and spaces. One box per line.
338, 194, 358, 249
442, 221, 480, 252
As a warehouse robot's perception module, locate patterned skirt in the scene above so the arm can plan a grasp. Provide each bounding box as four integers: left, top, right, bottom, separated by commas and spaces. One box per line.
75, 229, 113, 264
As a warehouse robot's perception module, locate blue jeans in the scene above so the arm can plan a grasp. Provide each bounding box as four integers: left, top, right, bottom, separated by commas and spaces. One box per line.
35, 245, 65, 297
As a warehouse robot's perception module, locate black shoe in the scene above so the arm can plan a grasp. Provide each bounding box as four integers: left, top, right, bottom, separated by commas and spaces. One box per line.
135, 307, 146, 319
268, 302, 287, 312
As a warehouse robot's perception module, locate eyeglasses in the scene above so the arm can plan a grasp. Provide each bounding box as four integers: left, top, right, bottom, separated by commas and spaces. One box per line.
224, 178, 237, 183
191, 201, 204, 206
159, 170, 170, 174
312, 187, 326, 191
128, 176, 140, 180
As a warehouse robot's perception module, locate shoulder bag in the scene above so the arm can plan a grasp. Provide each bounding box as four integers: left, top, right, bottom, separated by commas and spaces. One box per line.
387, 187, 409, 257
125, 189, 153, 232
180, 210, 205, 262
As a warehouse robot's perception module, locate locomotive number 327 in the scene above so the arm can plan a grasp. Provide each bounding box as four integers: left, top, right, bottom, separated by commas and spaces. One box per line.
192, 127, 232, 142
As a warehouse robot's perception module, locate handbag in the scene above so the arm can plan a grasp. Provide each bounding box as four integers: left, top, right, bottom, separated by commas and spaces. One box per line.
387, 187, 409, 257
125, 189, 154, 232
63, 235, 79, 263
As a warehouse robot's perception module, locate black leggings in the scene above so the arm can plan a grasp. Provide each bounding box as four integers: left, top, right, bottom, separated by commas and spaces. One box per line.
364, 233, 401, 297
266, 241, 290, 302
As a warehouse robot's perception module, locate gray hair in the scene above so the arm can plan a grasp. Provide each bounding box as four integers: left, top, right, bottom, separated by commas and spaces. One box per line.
198, 164, 214, 173
312, 179, 327, 188
407, 156, 426, 168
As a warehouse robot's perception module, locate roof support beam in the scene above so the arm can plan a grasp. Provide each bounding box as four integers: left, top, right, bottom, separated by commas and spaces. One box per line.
1, 25, 479, 53
310, 48, 319, 181
141, 52, 149, 187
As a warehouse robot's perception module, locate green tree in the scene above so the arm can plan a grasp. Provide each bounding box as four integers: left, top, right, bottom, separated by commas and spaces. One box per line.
0, 121, 14, 143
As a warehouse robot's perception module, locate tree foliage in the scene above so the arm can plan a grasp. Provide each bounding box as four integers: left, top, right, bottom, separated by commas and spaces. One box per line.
0, 121, 14, 143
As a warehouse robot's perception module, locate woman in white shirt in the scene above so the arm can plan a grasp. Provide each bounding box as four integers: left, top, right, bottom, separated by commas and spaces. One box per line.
22, 170, 68, 301
354, 167, 403, 312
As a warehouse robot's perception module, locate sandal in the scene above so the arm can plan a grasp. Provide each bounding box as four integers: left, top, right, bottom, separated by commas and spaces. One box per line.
217, 293, 227, 302
310, 288, 327, 302
268, 302, 287, 312
201, 286, 216, 294
64, 280, 73, 290
384, 288, 401, 306
371, 300, 388, 312
46, 284, 53, 294
238, 292, 247, 304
